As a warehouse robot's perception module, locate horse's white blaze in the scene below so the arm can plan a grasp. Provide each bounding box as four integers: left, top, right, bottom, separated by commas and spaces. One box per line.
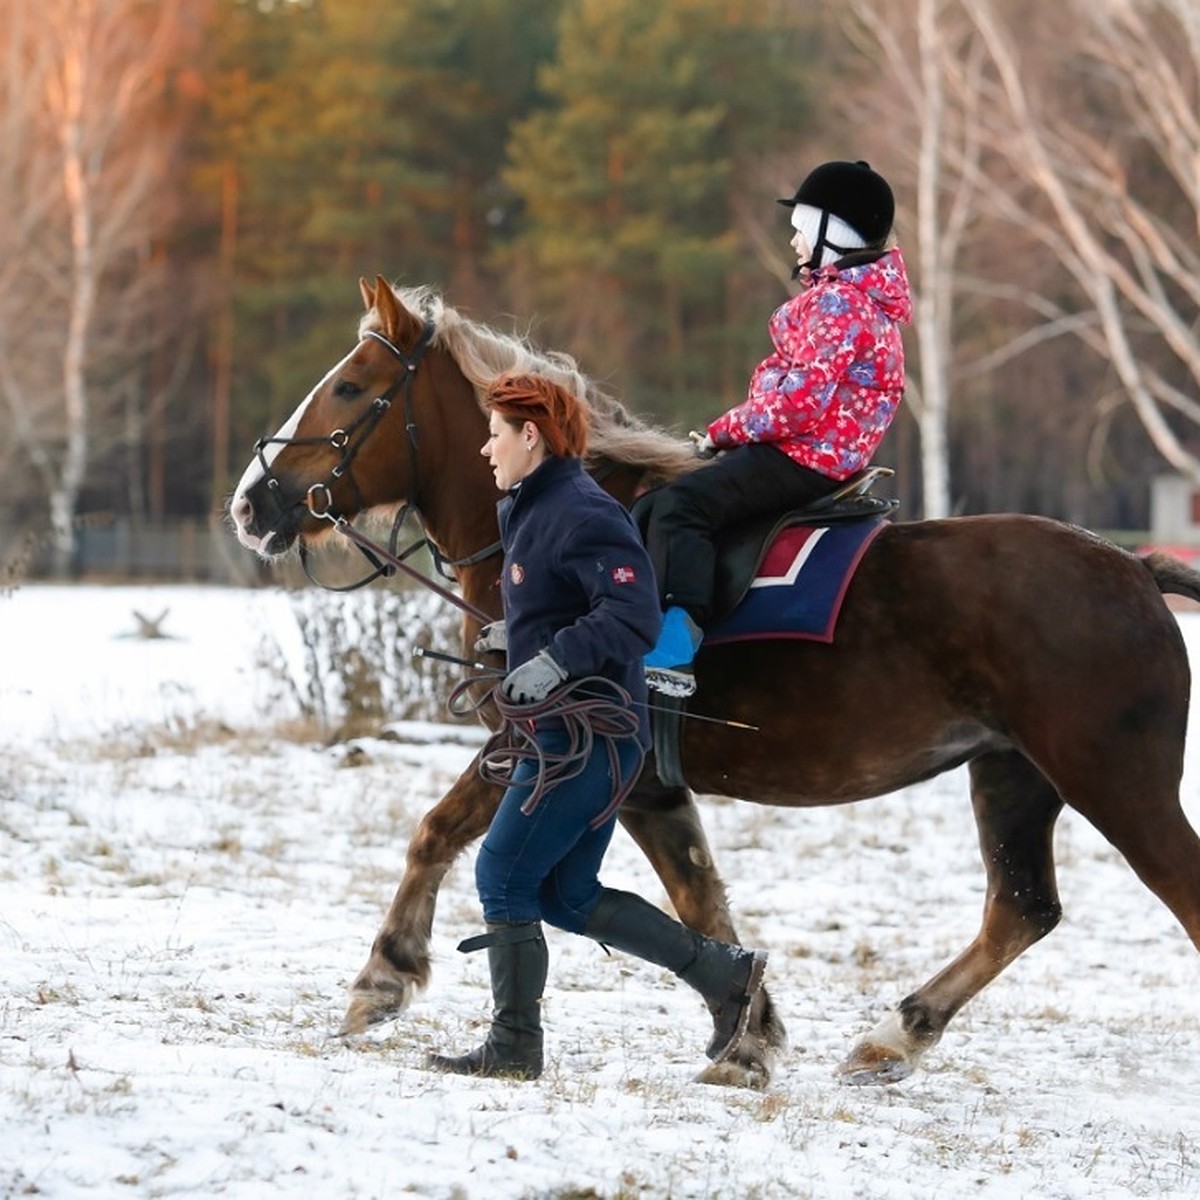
231, 348, 359, 552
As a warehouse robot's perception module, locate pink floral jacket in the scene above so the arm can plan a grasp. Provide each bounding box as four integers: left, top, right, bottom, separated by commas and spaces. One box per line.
707, 248, 912, 481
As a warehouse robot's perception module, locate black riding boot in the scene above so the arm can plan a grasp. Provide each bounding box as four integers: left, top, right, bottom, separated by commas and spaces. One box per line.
583, 888, 767, 1062
427, 921, 547, 1080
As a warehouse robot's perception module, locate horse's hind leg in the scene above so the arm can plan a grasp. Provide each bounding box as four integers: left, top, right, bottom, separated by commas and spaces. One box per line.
838, 750, 1064, 1084
1067, 775, 1200, 953
340, 760, 501, 1035
617, 774, 787, 1090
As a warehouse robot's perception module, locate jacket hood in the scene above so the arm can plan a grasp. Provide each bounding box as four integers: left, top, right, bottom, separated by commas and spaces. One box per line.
818, 247, 912, 325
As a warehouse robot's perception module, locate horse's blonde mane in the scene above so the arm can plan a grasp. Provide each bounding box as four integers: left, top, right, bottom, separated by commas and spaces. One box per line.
362, 284, 700, 485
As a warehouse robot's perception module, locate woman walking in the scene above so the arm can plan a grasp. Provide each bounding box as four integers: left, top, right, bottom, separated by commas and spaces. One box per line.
429, 372, 768, 1080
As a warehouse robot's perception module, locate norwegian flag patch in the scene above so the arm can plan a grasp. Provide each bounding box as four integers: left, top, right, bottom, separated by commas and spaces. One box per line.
611, 566, 637, 585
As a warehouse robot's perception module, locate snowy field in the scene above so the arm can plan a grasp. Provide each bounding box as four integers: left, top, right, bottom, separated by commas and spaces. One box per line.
2, 583, 1198, 1199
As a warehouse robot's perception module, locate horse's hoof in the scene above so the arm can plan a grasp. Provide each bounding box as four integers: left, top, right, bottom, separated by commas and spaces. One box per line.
834, 1043, 915, 1086
338, 995, 390, 1037
834, 1009, 926, 1085
339, 952, 427, 1037
338, 984, 410, 1037
694, 1044, 772, 1090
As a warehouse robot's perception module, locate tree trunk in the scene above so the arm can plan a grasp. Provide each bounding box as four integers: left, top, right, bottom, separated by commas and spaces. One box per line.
53, 28, 94, 577
913, 0, 952, 519
211, 158, 238, 510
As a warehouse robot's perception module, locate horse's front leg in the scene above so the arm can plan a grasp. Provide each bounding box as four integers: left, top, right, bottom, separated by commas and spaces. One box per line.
340, 757, 501, 1036
618, 770, 788, 1089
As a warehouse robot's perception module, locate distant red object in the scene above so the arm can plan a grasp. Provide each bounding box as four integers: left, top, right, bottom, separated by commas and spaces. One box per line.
1138, 543, 1200, 567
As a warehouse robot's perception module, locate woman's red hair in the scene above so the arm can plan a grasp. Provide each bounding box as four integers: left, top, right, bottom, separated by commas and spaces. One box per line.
484, 373, 589, 459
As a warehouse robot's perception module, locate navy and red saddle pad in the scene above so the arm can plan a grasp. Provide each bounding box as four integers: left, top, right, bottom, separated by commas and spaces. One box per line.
705, 514, 885, 645
632, 468, 894, 647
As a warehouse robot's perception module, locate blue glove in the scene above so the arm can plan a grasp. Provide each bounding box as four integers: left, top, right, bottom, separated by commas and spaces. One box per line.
501, 649, 568, 704
474, 621, 507, 655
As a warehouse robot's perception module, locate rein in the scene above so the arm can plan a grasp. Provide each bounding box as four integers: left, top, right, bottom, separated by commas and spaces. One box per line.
311, 505, 494, 624
472, 676, 646, 829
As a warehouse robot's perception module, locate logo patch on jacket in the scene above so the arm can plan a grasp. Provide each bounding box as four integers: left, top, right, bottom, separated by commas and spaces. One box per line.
611, 566, 637, 585
509, 562, 525, 585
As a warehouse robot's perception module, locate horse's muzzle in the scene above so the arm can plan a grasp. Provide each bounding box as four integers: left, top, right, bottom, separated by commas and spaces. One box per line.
230, 477, 303, 557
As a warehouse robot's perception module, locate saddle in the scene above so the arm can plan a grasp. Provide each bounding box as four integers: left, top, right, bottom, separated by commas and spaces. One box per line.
632, 465, 897, 623
634, 466, 897, 791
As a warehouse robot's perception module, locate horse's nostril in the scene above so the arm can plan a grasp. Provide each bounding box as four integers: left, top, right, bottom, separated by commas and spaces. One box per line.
230, 494, 252, 529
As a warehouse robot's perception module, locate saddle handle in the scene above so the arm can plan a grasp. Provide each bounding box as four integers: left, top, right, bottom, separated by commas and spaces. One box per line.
830, 466, 893, 502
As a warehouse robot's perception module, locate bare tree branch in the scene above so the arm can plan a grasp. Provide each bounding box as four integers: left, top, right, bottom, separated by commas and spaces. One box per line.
962, 0, 1200, 482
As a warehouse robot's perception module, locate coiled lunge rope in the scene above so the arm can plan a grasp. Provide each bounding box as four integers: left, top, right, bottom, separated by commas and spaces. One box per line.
449, 674, 646, 829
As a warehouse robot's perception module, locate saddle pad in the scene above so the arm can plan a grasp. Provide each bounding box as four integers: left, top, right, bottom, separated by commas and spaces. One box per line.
704, 517, 885, 645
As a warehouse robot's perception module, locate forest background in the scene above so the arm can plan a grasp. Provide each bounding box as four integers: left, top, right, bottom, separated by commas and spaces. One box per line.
3, 0, 1200, 578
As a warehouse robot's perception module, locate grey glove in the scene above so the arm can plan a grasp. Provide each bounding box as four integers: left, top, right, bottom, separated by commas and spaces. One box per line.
689, 429, 717, 459
500, 649, 568, 705
474, 620, 508, 655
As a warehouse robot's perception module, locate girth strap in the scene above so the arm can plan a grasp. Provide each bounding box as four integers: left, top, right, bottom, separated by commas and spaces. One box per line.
651, 693, 688, 791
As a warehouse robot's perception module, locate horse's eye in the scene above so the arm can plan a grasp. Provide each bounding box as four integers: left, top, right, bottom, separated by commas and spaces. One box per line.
334, 380, 364, 399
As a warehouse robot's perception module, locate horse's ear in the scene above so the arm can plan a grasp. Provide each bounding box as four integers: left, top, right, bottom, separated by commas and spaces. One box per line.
372, 274, 422, 344
359, 277, 375, 311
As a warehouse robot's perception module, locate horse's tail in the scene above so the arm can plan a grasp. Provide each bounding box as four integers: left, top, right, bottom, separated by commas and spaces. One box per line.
1141, 550, 1200, 602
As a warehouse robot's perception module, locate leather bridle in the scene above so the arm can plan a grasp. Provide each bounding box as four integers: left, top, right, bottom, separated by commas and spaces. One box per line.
248, 320, 501, 599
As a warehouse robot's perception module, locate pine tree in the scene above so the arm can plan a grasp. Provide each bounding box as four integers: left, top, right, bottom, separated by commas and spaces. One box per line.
502, 0, 816, 424
199, 0, 561, 490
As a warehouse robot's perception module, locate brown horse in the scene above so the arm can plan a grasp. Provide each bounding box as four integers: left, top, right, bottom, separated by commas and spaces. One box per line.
230, 276, 1200, 1089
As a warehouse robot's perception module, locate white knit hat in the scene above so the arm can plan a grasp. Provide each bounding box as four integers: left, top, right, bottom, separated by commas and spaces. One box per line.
790, 203, 867, 268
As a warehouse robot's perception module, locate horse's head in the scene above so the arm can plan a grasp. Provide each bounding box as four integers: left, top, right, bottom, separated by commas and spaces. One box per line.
231, 276, 452, 558
231, 276, 695, 563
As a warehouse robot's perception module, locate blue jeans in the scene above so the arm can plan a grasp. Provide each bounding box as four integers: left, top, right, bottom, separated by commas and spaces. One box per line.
475, 731, 644, 933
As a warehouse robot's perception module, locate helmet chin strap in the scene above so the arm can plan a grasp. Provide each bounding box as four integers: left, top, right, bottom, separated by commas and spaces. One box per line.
790, 209, 832, 280
791, 209, 862, 279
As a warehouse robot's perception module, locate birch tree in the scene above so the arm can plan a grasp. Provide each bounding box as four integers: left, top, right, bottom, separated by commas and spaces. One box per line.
0, 9, 61, 531
0, 0, 190, 573
962, 0, 1200, 482
845, 0, 990, 518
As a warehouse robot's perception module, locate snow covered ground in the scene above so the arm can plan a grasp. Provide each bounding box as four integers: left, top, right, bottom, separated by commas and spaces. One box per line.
2, 584, 1198, 1199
